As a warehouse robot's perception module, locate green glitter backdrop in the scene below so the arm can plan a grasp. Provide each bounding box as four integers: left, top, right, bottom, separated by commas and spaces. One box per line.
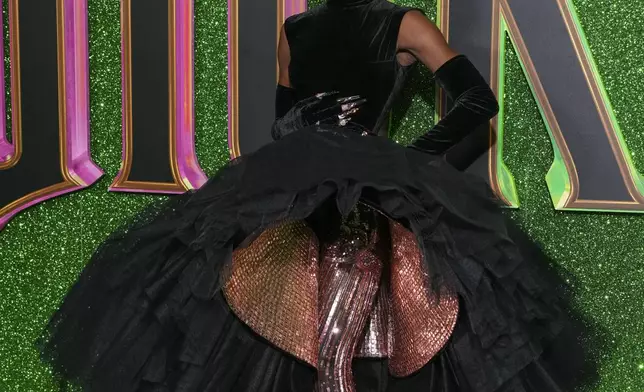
0, 0, 642, 390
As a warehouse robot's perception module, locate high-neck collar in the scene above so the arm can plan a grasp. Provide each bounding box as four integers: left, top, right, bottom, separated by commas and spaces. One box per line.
326, 0, 376, 8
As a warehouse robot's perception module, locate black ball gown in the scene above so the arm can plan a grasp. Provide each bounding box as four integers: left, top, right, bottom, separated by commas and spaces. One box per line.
39, 0, 596, 391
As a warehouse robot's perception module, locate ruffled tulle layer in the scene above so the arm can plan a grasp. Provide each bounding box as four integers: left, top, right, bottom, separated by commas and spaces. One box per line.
38, 128, 597, 391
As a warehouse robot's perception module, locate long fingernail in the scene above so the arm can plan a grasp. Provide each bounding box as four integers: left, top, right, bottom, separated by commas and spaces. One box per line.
345, 107, 360, 115
316, 91, 339, 99
341, 102, 354, 111
341, 100, 367, 111
340, 107, 360, 117
337, 95, 360, 103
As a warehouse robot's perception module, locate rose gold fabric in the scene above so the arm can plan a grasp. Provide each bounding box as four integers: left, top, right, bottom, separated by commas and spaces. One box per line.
388, 221, 460, 377
223, 212, 460, 384
317, 223, 384, 392
223, 221, 319, 367
355, 283, 393, 358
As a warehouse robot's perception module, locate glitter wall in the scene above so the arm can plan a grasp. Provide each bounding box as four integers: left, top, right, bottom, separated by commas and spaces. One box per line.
0, 0, 642, 390
0, 1, 229, 390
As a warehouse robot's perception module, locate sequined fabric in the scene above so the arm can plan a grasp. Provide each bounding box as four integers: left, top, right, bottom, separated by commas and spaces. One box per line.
224, 209, 460, 386
317, 207, 386, 392
355, 283, 393, 358
388, 221, 460, 377
223, 221, 319, 367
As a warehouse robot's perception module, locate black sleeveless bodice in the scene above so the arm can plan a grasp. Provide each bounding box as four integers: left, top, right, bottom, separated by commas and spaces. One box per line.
284, 0, 420, 135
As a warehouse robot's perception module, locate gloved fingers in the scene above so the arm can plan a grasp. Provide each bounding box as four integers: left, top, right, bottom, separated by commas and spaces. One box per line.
311, 97, 366, 124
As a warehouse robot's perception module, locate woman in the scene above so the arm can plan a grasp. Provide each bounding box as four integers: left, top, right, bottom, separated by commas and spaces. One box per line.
39, 0, 595, 391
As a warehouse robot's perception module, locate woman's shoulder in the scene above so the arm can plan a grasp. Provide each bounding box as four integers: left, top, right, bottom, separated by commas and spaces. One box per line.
284, 4, 326, 28
283, 1, 420, 40
284, 2, 414, 25
283, 6, 321, 39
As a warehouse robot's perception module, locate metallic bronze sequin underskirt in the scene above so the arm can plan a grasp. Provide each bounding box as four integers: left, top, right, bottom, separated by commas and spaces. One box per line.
223, 205, 459, 379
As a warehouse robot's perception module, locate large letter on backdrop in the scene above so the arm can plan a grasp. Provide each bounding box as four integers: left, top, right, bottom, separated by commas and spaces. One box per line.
0, 0, 102, 229
110, 0, 206, 193
441, 0, 644, 212
228, 0, 306, 157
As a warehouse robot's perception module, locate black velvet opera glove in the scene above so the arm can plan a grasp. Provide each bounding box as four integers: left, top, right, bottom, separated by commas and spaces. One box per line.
409, 55, 499, 170
271, 85, 365, 140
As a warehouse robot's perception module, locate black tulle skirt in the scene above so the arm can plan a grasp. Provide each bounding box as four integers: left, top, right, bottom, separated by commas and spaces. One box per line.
38, 127, 598, 391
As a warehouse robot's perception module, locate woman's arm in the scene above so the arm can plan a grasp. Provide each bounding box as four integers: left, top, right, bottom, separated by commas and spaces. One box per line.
278, 26, 291, 88
397, 11, 499, 170
275, 26, 297, 120
397, 11, 458, 72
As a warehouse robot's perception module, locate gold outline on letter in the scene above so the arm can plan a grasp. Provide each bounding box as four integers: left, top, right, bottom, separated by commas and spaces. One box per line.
228, 0, 240, 158
110, 0, 185, 193
555, 0, 644, 209
441, 0, 644, 212
0, 0, 82, 219
228, 0, 306, 159
498, 0, 643, 211
0, 0, 20, 169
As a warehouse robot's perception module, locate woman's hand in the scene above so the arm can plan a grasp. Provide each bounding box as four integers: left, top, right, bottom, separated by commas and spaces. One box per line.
274, 24, 366, 140
308, 93, 365, 126
271, 93, 366, 140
